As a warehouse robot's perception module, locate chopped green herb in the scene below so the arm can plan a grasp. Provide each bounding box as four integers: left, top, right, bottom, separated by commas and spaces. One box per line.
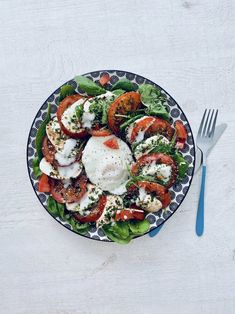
76, 105, 84, 119
148, 142, 174, 155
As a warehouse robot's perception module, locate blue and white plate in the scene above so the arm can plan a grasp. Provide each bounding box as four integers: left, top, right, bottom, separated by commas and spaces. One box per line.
27, 70, 195, 242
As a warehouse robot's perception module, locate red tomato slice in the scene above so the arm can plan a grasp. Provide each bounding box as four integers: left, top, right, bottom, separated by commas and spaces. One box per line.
131, 153, 177, 188
42, 135, 82, 168
42, 136, 55, 163
99, 73, 110, 86
146, 117, 174, 140
38, 174, 50, 193
50, 181, 65, 203
130, 116, 156, 143
175, 121, 187, 149
57, 94, 82, 122
73, 195, 107, 223
103, 137, 119, 149
128, 181, 171, 209
115, 208, 145, 221
89, 129, 112, 137
50, 175, 87, 204
107, 92, 141, 135
57, 94, 88, 139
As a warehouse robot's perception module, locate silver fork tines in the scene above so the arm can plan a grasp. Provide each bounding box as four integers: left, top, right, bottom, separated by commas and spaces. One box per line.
209, 110, 218, 137
197, 109, 218, 141
202, 109, 211, 137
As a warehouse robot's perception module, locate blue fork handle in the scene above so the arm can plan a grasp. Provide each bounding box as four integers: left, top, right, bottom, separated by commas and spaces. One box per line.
196, 165, 206, 236
149, 223, 164, 237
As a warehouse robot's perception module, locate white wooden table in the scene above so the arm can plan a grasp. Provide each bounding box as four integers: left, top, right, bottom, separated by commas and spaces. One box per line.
1, 1, 235, 313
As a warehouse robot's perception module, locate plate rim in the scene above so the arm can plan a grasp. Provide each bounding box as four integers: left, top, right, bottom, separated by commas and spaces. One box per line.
26, 69, 196, 242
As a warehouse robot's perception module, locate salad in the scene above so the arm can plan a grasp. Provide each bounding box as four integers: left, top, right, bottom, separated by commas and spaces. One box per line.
32, 74, 189, 244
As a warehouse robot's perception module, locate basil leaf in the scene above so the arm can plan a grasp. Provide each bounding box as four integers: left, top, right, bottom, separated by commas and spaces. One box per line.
75, 75, 106, 96
59, 84, 75, 101
173, 152, 189, 178
129, 220, 150, 235
111, 79, 137, 92
32, 157, 42, 178
35, 103, 51, 161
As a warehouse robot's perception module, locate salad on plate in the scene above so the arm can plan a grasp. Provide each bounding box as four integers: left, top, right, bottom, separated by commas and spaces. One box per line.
32, 74, 189, 244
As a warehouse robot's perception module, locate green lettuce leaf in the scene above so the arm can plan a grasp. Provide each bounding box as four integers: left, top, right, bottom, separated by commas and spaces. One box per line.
35, 103, 51, 160
139, 84, 169, 120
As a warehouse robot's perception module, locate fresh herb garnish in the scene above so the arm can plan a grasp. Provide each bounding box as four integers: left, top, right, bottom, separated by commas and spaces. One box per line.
89, 94, 118, 125
148, 142, 174, 155
76, 105, 84, 119
139, 84, 169, 120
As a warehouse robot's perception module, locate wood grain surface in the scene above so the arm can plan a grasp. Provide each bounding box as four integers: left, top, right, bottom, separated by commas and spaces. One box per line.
0, 0, 235, 313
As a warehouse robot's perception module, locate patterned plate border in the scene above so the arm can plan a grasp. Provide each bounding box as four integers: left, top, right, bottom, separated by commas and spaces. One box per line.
26, 70, 196, 242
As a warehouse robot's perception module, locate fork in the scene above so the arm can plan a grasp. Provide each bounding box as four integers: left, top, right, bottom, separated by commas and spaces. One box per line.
196, 109, 218, 236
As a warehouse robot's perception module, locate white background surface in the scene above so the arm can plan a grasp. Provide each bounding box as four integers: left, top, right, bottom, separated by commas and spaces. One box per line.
0, 1, 235, 313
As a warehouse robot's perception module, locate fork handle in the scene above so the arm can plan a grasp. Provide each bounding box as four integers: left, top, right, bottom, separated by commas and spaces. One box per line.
196, 165, 206, 236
